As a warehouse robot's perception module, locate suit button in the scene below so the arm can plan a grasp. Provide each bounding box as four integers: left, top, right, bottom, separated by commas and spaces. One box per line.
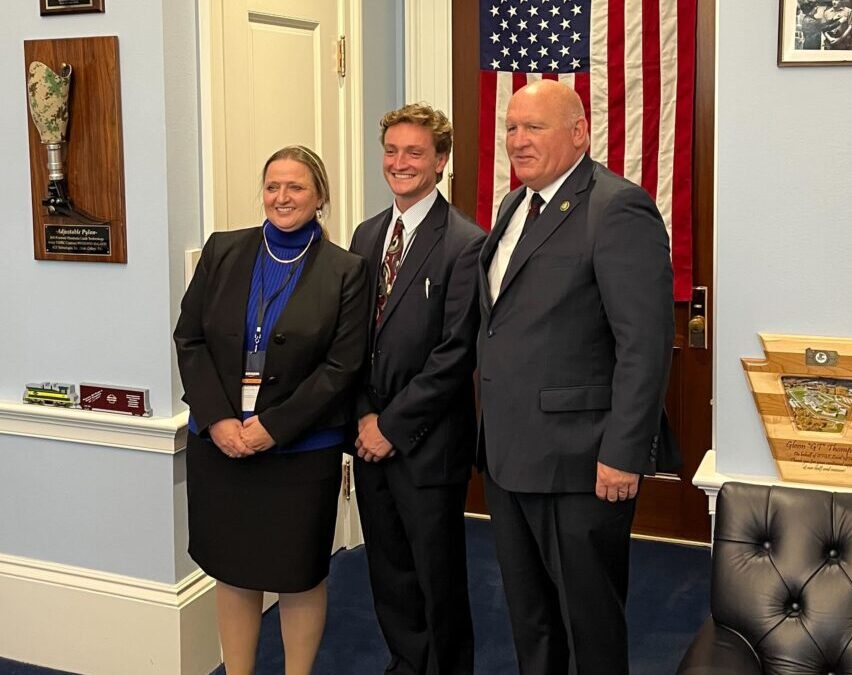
265, 376, 279, 385
487, 329, 495, 337
273, 333, 286, 345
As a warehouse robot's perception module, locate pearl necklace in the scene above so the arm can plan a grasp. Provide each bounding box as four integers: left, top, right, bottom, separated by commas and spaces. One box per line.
263, 225, 315, 264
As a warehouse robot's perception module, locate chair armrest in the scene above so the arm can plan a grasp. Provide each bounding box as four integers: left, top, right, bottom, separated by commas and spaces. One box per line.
676, 617, 762, 675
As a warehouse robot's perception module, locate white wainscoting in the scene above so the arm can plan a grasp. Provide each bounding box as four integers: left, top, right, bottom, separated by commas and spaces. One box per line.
0, 554, 220, 675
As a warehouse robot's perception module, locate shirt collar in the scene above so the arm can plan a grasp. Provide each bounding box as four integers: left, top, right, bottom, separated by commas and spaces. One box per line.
391, 188, 439, 234
526, 154, 585, 212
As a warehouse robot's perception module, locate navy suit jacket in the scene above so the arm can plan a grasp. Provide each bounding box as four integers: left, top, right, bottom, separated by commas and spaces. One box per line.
350, 193, 485, 487
478, 155, 677, 493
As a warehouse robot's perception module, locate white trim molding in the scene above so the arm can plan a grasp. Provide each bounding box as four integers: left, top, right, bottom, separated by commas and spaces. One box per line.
404, 0, 454, 197
0, 554, 219, 675
0, 402, 188, 454
693, 449, 852, 534
339, 0, 366, 244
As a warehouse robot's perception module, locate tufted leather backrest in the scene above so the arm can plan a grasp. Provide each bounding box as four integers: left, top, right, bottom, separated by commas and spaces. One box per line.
711, 482, 852, 675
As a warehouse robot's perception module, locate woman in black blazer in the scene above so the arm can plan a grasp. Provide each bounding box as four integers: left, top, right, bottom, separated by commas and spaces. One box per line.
174, 146, 368, 675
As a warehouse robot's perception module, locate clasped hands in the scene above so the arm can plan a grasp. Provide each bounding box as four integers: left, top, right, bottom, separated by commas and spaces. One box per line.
210, 416, 274, 458
355, 413, 396, 463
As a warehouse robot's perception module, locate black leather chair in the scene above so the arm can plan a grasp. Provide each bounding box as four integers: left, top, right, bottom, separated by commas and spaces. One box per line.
677, 481, 852, 675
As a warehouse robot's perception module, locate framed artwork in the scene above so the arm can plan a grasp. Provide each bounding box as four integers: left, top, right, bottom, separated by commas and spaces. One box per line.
40, 0, 104, 16
779, 0, 852, 65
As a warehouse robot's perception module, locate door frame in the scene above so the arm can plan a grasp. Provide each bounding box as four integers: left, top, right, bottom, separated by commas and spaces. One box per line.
403, 0, 454, 200
196, 0, 366, 244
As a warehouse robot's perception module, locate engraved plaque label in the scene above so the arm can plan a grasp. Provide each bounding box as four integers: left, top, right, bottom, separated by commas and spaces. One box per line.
44, 224, 111, 256
806, 348, 839, 367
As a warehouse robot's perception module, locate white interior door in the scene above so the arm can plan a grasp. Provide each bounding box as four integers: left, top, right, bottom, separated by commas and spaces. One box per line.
211, 0, 352, 244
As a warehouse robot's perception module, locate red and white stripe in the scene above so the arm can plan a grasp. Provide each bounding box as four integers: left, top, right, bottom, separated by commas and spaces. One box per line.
475, 0, 696, 301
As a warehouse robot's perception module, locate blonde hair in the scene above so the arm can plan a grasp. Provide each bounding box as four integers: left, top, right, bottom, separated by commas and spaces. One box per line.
380, 103, 453, 180
262, 145, 331, 223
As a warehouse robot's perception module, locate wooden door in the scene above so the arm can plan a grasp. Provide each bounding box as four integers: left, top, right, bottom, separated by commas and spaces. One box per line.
453, 0, 714, 543
211, 0, 352, 244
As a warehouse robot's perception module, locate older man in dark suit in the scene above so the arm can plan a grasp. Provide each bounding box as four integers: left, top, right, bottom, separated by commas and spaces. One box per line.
478, 80, 675, 674
349, 103, 484, 675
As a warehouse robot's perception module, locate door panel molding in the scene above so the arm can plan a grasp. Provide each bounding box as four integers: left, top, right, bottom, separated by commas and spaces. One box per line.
197, 0, 364, 245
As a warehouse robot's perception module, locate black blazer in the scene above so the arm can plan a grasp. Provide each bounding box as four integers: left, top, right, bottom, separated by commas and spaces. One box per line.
478, 156, 676, 493
174, 226, 369, 446
350, 193, 485, 487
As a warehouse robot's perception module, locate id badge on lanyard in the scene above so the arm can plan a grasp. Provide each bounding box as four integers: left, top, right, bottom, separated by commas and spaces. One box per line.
243, 253, 299, 413
242, 350, 265, 413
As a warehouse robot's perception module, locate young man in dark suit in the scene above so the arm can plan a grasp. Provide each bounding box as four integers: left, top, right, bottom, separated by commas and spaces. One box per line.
478, 80, 675, 674
349, 103, 484, 675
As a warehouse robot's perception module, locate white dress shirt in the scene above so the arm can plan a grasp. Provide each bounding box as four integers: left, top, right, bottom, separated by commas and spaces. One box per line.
381, 188, 439, 265
488, 156, 584, 303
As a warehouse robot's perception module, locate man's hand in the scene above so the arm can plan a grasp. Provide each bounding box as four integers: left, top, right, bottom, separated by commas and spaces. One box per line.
595, 462, 640, 502
355, 413, 396, 462
240, 415, 275, 453
210, 418, 254, 458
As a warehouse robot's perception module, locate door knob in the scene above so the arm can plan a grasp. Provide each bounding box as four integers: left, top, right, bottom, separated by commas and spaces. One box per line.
688, 287, 708, 349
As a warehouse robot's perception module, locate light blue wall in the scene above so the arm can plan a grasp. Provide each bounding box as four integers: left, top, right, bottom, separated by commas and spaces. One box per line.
0, 0, 200, 584
0, 2, 199, 420
0, 438, 188, 583
714, 1, 852, 476
361, 0, 406, 220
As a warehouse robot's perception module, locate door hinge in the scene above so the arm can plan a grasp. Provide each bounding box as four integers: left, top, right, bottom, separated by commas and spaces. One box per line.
336, 35, 346, 78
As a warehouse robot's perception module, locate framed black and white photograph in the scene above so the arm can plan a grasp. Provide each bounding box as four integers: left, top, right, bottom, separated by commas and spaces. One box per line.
779, 0, 852, 65
40, 0, 104, 16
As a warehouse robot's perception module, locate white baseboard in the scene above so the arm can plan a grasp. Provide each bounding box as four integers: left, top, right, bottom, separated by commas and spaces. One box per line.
0, 553, 220, 675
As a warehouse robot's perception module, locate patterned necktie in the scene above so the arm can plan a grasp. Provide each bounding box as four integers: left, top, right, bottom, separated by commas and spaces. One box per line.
376, 216, 405, 324
519, 192, 544, 240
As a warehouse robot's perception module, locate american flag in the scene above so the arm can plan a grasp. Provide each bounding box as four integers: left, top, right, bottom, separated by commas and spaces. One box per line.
476, 0, 696, 301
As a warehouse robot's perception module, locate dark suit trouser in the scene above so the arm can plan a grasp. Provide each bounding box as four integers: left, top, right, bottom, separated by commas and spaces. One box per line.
356, 458, 474, 675
484, 471, 636, 675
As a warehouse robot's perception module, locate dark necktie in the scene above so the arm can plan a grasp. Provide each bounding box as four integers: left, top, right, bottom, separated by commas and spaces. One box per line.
519, 192, 544, 240
376, 216, 405, 324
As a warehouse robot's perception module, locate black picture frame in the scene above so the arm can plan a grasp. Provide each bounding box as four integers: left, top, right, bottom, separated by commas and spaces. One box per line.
779, 0, 852, 66
40, 0, 104, 16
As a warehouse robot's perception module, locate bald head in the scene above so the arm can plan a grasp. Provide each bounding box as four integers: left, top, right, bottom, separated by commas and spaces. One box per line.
505, 80, 589, 191
514, 80, 586, 122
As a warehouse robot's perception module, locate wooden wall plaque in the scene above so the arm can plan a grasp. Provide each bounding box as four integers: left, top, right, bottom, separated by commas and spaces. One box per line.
743, 334, 852, 487
24, 36, 126, 263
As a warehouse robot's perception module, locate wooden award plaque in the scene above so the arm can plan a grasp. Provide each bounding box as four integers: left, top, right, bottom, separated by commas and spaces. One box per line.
742, 334, 852, 487
24, 36, 126, 263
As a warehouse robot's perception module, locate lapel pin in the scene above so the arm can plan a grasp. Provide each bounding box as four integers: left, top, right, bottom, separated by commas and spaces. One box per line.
560, 201, 570, 212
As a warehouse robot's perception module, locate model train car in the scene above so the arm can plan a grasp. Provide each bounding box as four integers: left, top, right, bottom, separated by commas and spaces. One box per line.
23, 382, 79, 408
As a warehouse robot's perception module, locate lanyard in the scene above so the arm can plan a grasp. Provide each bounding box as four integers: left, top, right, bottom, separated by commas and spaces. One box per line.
253, 252, 302, 352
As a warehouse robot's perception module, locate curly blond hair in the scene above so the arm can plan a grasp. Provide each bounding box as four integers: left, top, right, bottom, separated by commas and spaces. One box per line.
380, 103, 453, 180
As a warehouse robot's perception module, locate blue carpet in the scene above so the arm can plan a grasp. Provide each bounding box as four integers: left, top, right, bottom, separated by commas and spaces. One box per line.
0, 519, 710, 675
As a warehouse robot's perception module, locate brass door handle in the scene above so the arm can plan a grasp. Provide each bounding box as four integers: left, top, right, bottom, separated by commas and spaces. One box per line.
688, 315, 706, 333
688, 287, 708, 349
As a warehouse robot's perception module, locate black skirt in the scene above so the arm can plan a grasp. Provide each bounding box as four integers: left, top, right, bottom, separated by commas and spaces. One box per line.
185, 432, 342, 593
